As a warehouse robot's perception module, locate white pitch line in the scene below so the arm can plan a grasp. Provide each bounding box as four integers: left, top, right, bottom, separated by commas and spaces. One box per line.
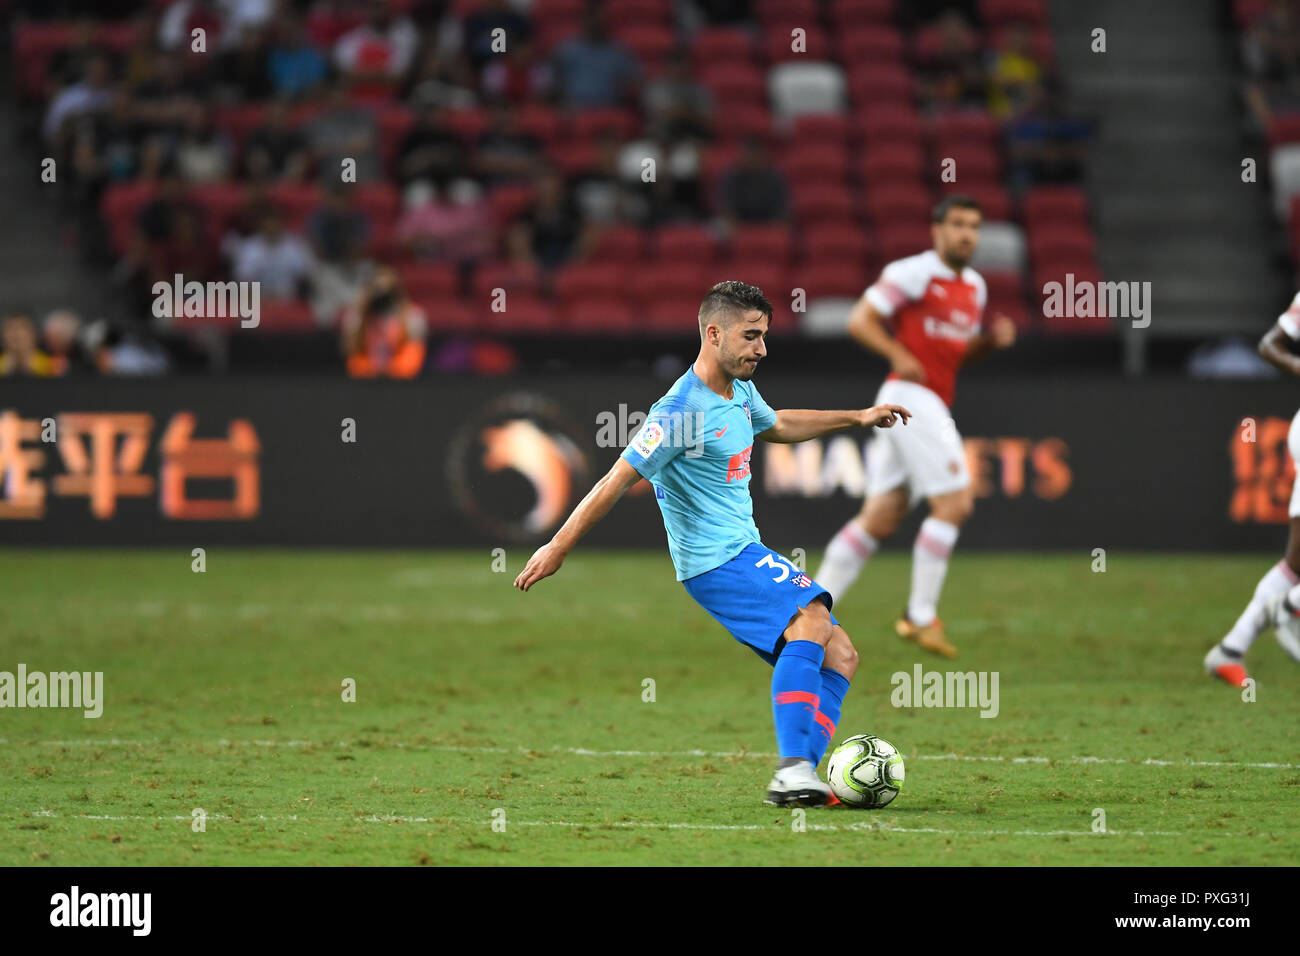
4, 739, 1296, 770
20, 810, 1189, 837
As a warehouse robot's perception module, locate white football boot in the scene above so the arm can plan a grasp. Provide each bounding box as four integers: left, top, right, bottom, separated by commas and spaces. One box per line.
1203, 643, 1250, 687
1266, 593, 1300, 663
764, 759, 832, 807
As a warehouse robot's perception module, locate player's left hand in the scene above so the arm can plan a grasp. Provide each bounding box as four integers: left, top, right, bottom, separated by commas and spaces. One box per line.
860, 404, 911, 429
515, 542, 566, 591
991, 314, 1017, 349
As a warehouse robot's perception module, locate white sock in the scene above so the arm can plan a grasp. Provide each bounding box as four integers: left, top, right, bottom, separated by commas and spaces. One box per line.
1222, 560, 1297, 654
815, 520, 878, 603
908, 517, 960, 627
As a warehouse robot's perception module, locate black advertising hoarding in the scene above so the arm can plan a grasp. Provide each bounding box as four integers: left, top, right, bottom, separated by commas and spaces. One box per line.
0, 375, 1294, 550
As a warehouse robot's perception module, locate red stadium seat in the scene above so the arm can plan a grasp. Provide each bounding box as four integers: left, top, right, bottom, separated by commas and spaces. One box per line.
442, 108, 489, 143
846, 64, 914, 106
589, 225, 646, 262
714, 103, 775, 142
792, 115, 851, 145
1268, 115, 1300, 148
828, 0, 897, 29
645, 297, 706, 334
764, 26, 832, 63
855, 104, 924, 146
548, 140, 600, 175
471, 260, 542, 299
793, 183, 857, 222
396, 263, 460, 299
986, 298, 1032, 332
1234, 0, 1272, 28
981, 0, 1049, 27
726, 260, 790, 304
929, 111, 999, 148
516, 104, 562, 145
863, 184, 932, 225
730, 224, 795, 262
802, 223, 874, 267
861, 143, 925, 183
692, 28, 756, 67
799, 262, 871, 299
376, 105, 417, 173
256, 300, 317, 332
876, 222, 933, 261
420, 299, 478, 334
1022, 186, 1089, 226
560, 299, 636, 333
568, 108, 639, 142
933, 142, 1002, 182
982, 270, 1025, 308
631, 262, 712, 299
652, 225, 720, 262
488, 184, 538, 226
912, 23, 981, 65
835, 25, 905, 63
1028, 226, 1098, 265
990, 25, 1055, 65
781, 143, 849, 183
939, 182, 1012, 222
480, 293, 557, 334
612, 24, 676, 69
698, 63, 768, 106
554, 262, 629, 304
757, 0, 819, 22
267, 183, 320, 228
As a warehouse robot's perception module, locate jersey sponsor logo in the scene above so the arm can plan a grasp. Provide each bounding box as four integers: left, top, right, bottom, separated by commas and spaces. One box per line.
743, 401, 751, 424
631, 421, 664, 458
923, 315, 977, 341
726, 444, 753, 483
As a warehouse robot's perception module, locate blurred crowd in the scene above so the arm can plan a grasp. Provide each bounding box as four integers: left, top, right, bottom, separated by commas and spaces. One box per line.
7, 0, 1083, 378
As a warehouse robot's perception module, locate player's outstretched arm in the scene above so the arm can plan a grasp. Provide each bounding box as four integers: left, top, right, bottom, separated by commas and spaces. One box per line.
514, 457, 643, 591
1259, 323, 1300, 376
757, 405, 911, 444
847, 297, 926, 382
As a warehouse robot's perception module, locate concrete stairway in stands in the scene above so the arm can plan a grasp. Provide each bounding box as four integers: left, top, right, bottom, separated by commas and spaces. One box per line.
1049, 0, 1289, 373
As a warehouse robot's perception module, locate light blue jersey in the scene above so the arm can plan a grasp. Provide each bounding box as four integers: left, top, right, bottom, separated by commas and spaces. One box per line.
621, 367, 778, 581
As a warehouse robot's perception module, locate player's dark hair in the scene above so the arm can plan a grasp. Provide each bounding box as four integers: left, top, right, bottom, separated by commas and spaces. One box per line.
932, 194, 982, 223
698, 280, 773, 336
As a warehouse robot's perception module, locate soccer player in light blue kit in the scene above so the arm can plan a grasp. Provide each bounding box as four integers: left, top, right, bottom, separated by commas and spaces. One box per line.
515, 282, 910, 806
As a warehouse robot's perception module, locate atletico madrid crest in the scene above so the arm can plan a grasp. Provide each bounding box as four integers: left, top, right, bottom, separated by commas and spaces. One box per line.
793, 573, 811, 588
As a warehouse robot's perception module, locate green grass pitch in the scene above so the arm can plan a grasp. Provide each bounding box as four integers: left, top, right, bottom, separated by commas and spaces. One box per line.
2, 549, 1297, 866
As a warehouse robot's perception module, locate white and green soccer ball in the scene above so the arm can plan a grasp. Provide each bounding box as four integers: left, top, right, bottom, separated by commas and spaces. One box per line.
827, 734, 905, 807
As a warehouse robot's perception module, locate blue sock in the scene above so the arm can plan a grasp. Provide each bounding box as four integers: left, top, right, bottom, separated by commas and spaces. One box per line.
771, 640, 825, 761
810, 668, 850, 767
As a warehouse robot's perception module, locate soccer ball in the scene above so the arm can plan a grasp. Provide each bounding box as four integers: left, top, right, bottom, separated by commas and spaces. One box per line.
827, 734, 905, 807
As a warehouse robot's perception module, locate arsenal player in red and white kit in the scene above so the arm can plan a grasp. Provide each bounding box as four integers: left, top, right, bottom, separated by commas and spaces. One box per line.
815, 195, 1016, 657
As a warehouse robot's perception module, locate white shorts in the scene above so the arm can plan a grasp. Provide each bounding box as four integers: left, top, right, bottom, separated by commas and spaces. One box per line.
865, 379, 971, 504
1289, 408, 1300, 517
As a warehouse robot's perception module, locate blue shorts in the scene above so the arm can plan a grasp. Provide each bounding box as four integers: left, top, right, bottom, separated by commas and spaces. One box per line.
682, 542, 838, 666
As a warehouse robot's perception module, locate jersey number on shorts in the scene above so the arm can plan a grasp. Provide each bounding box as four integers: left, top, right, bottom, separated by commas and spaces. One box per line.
755, 552, 799, 583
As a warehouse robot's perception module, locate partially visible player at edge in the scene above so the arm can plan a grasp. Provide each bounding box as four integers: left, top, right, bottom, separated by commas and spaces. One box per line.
515, 281, 911, 807
813, 195, 1016, 658
1204, 292, 1300, 685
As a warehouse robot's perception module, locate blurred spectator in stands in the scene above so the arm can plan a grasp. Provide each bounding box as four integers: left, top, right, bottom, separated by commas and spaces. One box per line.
0, 312, 60, 377
551, 6, 641, 109
406, 44, 478, 110
132, 52, 202, 140
122, 14, 162, 90
121, 172, 217, 299
917, 11, 985, 113
214, 23, 273, 101
245, 100, 310, 180
158, 0, 225, 52
1005, 80, 1090, 187
340, 266, 427, 378
268, 13, 329, 100
44, 53, 115, 144
1244, 0, 1300, 131
83, 319, 170, 375
987, 22, 1043, 120
231, 208, 314, 301
50, 20, 109, 87
573, 132, 642, 224
509, 167, 594, 271
222, 181, 275, 245
397, 179, 494, 264
42, 310, 85, 376
307, 184, 374, 324
306, 0, 366, 49
463, 0, 534, 71
334, 0, 420, 100
644, 50, 714, 142
397, 103, 466, 188
718, 136, 789, 228
475, 100, 543, 186
306, 84, 381, 183
481, 39, 553, 105
175, 103, 234, 182
71, 88, 141, 192
617, 138, 704, 224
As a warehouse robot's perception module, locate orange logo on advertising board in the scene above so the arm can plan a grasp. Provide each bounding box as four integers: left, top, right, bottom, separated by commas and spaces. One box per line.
1230, 416, 1295, 524
0, 410, 260, 520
